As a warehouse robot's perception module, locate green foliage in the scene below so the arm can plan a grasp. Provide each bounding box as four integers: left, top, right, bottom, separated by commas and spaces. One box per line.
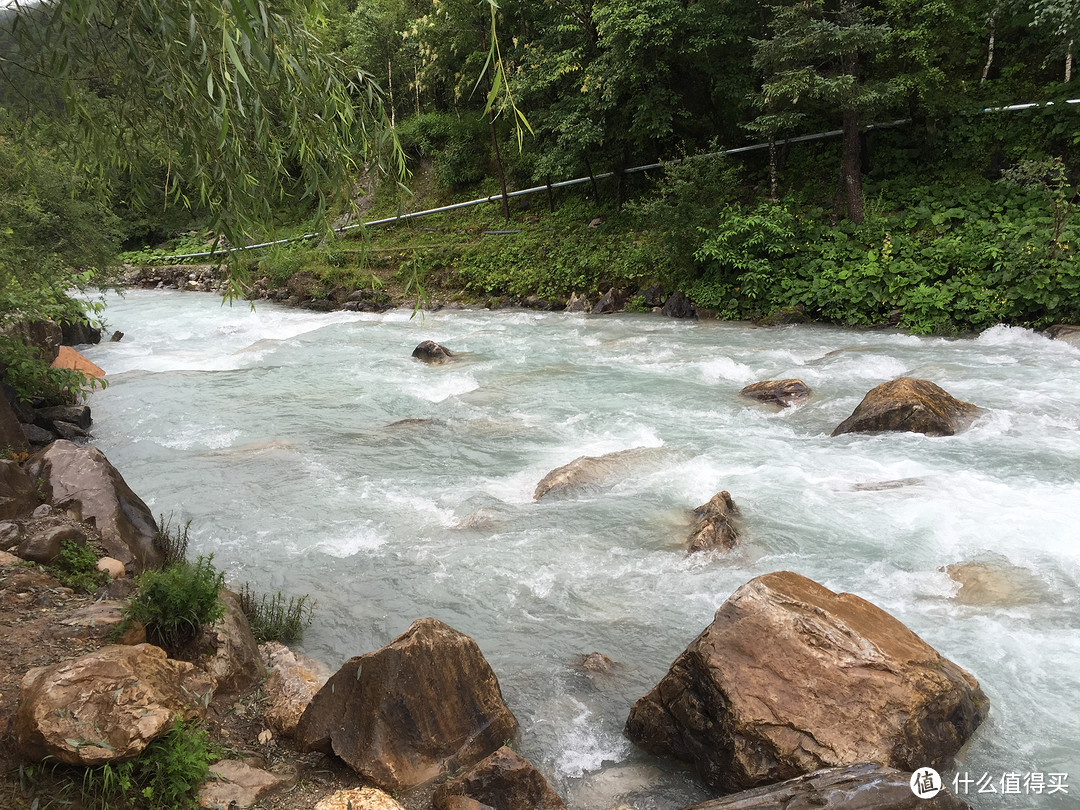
154, 514, 191, 569
0, 337, 106, 404
126, 556, 225, 653
237, 583, 316, 643
48, 539, 106, 593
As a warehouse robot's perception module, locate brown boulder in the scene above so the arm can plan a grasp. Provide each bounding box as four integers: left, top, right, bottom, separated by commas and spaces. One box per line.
196, 590, 265, 696
24, 440, 162, 571
295, 617, 518, 791
625, 572, 988, 793
314, 787, 406, 810
17, 520, 87, 564
740, 379, 811, 407
683, 763, 970, 809
831, 378, 980, 437
16, 643, 213, 765
533, 447, 664, 500
0, 459, 38, 520
412, 340, 456, 364
260, 641, 331, 736
0, 395, 30, 455
432, 746, 567, 810
686, 491, 740, 553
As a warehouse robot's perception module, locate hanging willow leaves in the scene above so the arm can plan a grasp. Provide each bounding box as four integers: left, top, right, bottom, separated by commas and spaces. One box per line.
1, 0, 405, 296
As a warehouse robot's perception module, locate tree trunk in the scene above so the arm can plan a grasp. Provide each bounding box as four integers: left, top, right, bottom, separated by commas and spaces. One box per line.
840, 106, 864, 225
768, 134, 778, 200
981, 14, 996, 83
387, 55, 395, 128
1067, 39, 1074, 83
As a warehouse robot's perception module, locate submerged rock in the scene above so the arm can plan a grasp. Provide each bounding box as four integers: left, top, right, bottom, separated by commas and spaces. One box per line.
944, 557, 1048, 607
682, 763, 971, 809
686, 491, 740, 553
23, 440, 161, 572
832, 378, 980, 437
740, 379, 812, 407
295, 617, 517, 791
625, 571, 988, 793
432, 746, 568, 810
412, 340, 456, 364
533, 447, 664, 500
1045, 324, 1080, 347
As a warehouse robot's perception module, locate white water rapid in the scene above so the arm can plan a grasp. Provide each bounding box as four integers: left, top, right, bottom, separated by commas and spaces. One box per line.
81, 290, 1080, 809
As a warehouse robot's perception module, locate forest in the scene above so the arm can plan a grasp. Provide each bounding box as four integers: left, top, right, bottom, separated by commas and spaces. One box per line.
1, 0, 1078, 403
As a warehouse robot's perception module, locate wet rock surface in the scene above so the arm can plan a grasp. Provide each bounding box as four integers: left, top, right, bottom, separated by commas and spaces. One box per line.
412, 340, 456, 364
832, 377, 980, 437
686, 491, 740, 553
625, 571, 989, 792
739, 379, 812, 407
431, 746, 568, 810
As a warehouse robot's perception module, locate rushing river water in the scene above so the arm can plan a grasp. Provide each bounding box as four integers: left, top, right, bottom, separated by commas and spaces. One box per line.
81, 289, 1080, 809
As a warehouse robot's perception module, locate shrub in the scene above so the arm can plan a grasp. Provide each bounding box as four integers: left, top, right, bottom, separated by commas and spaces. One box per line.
49, 539, 106, 593
125, 556, 225, 654
154, 514, 191, 568
237, 583, 316, 643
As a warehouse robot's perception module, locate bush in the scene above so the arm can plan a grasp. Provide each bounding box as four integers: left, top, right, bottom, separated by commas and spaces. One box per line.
237, 583, 316, 643
125, 556, 225, 654
154, 514, 191, 568
49, 539, 106, 593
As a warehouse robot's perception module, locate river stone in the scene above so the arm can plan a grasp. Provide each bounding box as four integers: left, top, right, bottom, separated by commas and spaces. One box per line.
592, 288, 618, 314
624, 571, 988, 793
661, 291, 696, 318
97, 556, 126, 579
740, 379, 812, 407
1045, 324, 1080, 347
21, 423, 55, 446
37, 405, 92, 431
831, 378, 980, 437
533, 447, 664, 500
314, 787, 406, 810
565, 292, 587, 312
260, 641, 331, 736
24, 440, 162, 572
197, 759, 294, 809
17, 520, 87, 564
0, 394, 29, 455
0, 459, 38, 519
296, 617, 518, 791
687, 491, 740, 553
412, 340, 456, 364
0, 520, 20, 549
944, 558, 1048, 607
16, 643, 213, 765
682, 763, 971, 809
432, 746, 568, 810
59, 320, 102, 346
196, 589, 265, 696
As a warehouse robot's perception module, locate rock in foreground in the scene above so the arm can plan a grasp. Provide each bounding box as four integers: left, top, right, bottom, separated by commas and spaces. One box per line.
16, 644, 212, 765
432, 746, 568, 810
683, 763, 970, 809
740, 379, 811, 407
686, 491, 740, 553
625, 572, 988, 793
831, 378, 979, 437
295, 617, 517, 791
24, 440, 162, 571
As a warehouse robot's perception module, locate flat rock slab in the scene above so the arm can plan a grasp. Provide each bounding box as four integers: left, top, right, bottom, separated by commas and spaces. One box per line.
296, 617, 518, 791
682, 763, 970, 809
625, 571, 988, 793
533, 447, 665, 500
740, 379, 811, 407
198, 759, 294, 809
832, 378, 980, 437
314, 787, 405, 810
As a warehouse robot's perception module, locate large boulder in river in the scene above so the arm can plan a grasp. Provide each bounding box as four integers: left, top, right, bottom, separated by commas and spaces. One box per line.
740, 379, 811, 408
831, 378, 980, 437
295, 617, 518, 792
682, 763, 971, 809
412, 340, 456, 364
0, 459, 38, 519
624, 571, 988, 793
533, 447, 664, 500
1045, 324, 1080, 347
432, 746, 568, 810
16, 643, 212, 765
23, 440, 162, 572
687, 491, 740, 553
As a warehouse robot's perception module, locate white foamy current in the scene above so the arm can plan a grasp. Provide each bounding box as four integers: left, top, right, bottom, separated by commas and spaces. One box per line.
83, 290, 1080, 809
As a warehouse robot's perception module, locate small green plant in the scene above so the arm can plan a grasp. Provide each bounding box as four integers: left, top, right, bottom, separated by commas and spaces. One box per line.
49, 539, 107, 593
154, 514, 191, 568
125, 556, 225, 654
237, 583, 316, 643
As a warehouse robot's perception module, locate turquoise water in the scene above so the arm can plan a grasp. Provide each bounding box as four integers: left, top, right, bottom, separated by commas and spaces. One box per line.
82, 290, 1080, 808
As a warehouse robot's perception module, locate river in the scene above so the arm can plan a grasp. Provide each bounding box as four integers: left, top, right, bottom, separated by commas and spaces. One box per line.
81, 289, 1080, 809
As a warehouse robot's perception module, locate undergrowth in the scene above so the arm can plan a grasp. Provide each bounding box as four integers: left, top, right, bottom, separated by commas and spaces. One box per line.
237, 584, 316, 643
48, 539, 106, 593
124, 556, 225, 654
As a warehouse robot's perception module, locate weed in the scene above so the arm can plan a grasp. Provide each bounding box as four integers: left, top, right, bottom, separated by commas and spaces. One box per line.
125, 556, 225, 654
154, 514, 190, 568
237, 583, 316, 643
48, 539, 106, 593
